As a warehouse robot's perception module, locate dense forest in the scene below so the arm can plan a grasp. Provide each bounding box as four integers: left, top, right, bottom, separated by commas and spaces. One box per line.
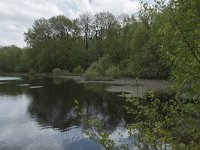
0, 10, 170, 79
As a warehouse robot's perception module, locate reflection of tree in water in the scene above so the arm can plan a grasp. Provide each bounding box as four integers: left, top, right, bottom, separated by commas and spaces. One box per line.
0, 80, 26, 96
27, 78, 126, 131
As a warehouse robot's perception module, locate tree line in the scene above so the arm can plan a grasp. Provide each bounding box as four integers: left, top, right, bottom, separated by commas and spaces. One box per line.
0, 11, 169, 79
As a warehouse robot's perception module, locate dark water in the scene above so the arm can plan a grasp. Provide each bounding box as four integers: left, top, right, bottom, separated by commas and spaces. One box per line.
0, 76, 129, 150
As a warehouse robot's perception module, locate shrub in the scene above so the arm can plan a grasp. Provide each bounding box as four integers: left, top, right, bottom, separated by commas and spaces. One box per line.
98, 55, 112, 70
84, 67, 101, 81
89, 61, 104, 74
15, 66, 28, 73
62, 69, 70, 76
84, 61, 107, 80
52, 68, 62, 76
29, 69, 36, 75
84, 58, 121, 81
105, 65, 121, 78
120, 59, 134, 77
72, 66, 85, 73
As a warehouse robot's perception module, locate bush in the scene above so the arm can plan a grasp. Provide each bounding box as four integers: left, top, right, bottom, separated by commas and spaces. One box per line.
52, 68, 62, 76
62, 69, 70, 76
84, 67, 102, 81
15, 64, 28, 73
29, 69, 36, 75
90, 61, 104, 74
120, 59, 133, 77
98, 55, 112, 70
72, 66, 84, 73
84, 61, 115, 81
105, 65, 121, 78
84, 61, 108, 80
84, 57, 122, 81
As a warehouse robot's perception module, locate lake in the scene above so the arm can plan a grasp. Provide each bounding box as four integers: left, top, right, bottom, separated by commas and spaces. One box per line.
0, 76, 131, 150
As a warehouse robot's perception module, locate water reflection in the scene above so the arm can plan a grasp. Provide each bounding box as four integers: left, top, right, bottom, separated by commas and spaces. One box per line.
0, 76, 127, 149
27, 78, 125, 131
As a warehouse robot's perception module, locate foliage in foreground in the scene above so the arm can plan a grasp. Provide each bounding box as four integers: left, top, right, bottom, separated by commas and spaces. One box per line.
124, 92, 200, 150
74, 90, 200, 150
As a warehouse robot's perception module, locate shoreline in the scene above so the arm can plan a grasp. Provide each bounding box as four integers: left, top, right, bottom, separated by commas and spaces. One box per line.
0, 73, 173, 97
61, 75, 173, 97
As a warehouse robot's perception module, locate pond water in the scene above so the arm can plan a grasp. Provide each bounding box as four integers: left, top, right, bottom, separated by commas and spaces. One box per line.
0, 76, 131, 150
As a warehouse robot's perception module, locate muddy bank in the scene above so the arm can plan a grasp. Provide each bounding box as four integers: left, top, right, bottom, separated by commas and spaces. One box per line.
0, 73, 173, 97
60, 76, 173, 97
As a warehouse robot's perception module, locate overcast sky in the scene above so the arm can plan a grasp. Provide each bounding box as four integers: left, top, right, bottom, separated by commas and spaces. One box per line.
0, 0, 152, 47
